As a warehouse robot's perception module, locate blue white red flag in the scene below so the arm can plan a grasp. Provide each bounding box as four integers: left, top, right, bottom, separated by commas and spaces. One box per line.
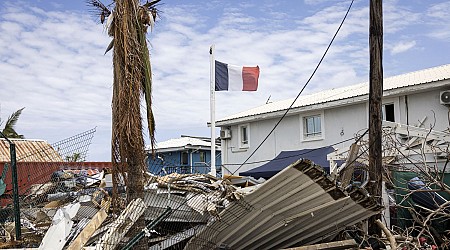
215, 60, 260, 91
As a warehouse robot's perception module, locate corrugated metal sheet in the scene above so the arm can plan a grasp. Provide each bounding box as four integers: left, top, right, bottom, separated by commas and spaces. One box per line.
0, 139, 63, 162
185, 159, 383, 250
218, 63, 450, 123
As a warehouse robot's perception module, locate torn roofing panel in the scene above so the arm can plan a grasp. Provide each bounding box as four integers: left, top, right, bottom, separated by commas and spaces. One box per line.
185, 159, 382, 250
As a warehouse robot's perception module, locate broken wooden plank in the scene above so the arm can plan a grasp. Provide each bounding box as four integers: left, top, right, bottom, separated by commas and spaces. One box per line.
67, 208, 107, 250
95, 198, 147, 250
339, 143, 360, 187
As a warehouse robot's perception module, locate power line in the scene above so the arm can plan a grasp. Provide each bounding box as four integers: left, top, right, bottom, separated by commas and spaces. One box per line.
229, 0, 355, 176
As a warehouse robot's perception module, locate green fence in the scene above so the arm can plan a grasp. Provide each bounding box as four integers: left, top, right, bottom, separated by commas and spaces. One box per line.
392, 170, 450, 234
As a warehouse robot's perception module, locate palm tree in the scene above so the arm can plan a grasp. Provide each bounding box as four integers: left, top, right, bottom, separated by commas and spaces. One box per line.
88, 0, 158, 204
0, 107, 25, 139
65, 152, 83, 162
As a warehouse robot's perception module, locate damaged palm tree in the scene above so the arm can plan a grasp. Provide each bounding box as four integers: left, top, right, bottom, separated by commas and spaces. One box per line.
88, 0, 159, 205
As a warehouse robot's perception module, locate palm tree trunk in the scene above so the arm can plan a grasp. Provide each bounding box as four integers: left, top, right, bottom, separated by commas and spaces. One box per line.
112, 0, 146, 203
111, 0, 149, 248
109, 0, 157, 247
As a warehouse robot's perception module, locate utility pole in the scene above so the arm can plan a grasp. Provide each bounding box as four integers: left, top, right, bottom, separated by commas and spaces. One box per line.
368, 0, 383, 236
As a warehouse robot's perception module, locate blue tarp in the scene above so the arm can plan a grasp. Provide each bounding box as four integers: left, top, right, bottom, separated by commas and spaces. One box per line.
408, 177, 450, 213
240, 146, 334, 179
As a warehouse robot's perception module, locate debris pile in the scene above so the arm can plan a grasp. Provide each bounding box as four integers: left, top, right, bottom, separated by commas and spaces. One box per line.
2, 120, 448, 250
0, 168, 245, 249
0, 159, 384, 249
328, 121, 450, 249
0, 167, 111, 249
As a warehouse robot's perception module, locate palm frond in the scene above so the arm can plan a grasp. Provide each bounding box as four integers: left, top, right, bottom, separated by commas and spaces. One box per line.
106, 10, 115, 35
139, 0, 160, 29
2, 107, 25, 139
86, 0, 112, 24
143, 0, 161, 9
137, 19, 156, 153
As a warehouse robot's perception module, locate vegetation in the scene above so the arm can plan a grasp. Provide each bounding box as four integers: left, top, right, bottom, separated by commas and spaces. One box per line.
88, 0, 159, 204
65, 152, 83, 162
0, 107, 25, 139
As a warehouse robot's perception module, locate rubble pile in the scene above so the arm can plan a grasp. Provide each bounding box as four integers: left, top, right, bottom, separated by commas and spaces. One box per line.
0, 169, 245, 249
0, 168, 112, 249
1, 147, 445, 249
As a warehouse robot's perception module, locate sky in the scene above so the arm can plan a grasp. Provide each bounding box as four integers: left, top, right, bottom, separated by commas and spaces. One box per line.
0, 0, 449, 161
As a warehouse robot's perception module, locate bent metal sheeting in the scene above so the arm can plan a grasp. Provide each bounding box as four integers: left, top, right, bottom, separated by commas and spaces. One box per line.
185, 159, 383, 250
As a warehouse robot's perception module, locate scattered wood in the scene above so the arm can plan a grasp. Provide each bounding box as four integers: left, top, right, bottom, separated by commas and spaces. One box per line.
375, 219, 397, 250
95, 198, 147, 250
67, 208, 107, 250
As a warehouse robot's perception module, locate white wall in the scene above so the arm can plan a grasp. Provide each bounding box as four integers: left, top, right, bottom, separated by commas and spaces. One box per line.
401, 90, 450, 130
221, 88, 450, 176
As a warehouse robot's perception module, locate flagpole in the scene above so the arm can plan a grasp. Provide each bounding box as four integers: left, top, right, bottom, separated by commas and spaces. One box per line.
209, 45, 217, 177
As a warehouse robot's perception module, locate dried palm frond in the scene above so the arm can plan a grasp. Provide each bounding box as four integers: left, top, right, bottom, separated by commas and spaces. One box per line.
106, 11, 115, 36
86, 0, 113, 24
86, 0, 112, 15
95, 0, 159, 211
143, 0, 161, 9
111, 0, 148, 203
103, 2, 160, 246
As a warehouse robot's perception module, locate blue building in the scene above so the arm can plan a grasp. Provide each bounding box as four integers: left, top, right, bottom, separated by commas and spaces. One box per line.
146, 136, 221, 176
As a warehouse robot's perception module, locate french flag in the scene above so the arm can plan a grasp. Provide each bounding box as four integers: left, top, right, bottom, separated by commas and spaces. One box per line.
215, 60, 260, 91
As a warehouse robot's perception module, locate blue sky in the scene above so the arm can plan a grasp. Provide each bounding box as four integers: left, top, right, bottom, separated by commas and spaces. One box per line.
0, 0, 449, 161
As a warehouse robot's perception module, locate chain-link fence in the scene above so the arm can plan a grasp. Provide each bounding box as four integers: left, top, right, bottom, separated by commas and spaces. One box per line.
0, 128, 113, 246
0, 126, 250, 249
0, 128, 385, 249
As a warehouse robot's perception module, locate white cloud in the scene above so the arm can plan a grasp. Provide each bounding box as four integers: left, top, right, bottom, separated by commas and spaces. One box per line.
426, 2, 450, 40
384, 0, 421, 34
303, 0, 341, 6
0, 3, 112, 159
390, 40, 416, 55
1, 0, 448, 160
427, 1, 450, 20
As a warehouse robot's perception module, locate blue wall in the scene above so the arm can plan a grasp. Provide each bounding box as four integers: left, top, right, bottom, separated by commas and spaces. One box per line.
147, 149, 221, 177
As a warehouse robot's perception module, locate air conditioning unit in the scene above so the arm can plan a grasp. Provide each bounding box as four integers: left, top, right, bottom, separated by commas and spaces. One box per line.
440, 91, 450, 105
220, 129, 232, 139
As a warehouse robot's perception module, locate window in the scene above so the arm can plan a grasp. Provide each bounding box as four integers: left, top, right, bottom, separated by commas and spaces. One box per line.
304, 115, 322, 137
238, 124, 250, 148
181, 152, 188, 165
382, 103, 395, 122
199, 151, 206, 162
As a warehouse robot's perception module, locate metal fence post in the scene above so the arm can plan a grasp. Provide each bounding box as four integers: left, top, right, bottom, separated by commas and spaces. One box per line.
0, 132, 21, 240
10, 143, 21, 240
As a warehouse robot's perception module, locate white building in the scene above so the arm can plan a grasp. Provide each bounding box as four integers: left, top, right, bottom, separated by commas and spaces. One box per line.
215, 64, 450, 176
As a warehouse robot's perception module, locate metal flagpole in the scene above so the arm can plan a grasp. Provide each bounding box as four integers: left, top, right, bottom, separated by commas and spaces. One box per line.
209, 45, 217, 177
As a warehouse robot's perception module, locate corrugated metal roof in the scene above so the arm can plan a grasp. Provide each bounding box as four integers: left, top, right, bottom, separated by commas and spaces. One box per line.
185, 159, 382, 250
0, 139, 63, 162
148, 137, 215, 151
218, 64, 450, 123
